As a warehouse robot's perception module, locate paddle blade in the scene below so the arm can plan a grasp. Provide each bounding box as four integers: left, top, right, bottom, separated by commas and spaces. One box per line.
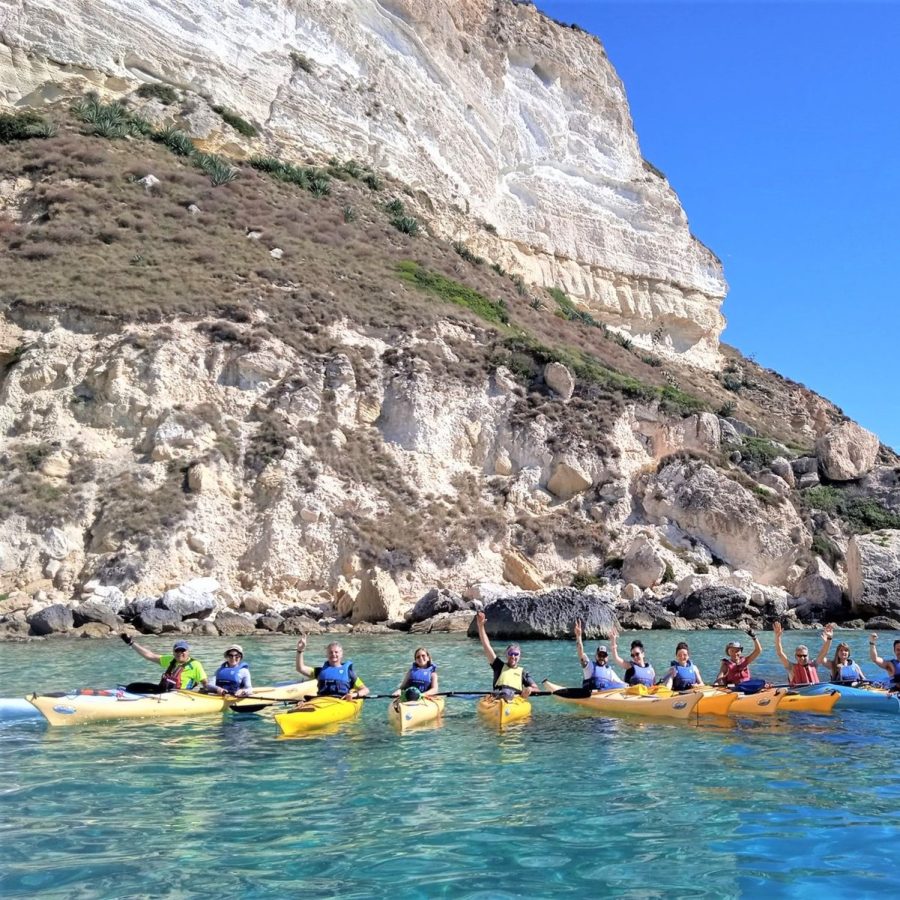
549, 687, 594, 699
229, 702, 271, 714
730, 679, 768, 695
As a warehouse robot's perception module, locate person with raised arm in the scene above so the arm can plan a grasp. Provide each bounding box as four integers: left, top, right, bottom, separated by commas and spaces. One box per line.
773, 621, 830, 686
475, 610, 539, 699
119, 635, 209, 694
575, 620, 626, 691
713, 630, 763, 686
869, 633, 900, 691
608, 628, 656, 687
295, 635, 369, 700
823, 628, 865, 685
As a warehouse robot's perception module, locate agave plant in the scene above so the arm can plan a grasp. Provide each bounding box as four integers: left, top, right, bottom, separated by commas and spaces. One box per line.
151, 126, 194, 157
193, 152, 238, 186
391, 215, 420, 236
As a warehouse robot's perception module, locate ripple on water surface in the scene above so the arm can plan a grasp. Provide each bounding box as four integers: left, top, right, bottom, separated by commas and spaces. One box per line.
1, 632, 899, 897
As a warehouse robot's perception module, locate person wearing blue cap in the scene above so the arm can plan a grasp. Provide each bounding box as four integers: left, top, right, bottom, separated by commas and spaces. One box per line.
119, 635, 209, 693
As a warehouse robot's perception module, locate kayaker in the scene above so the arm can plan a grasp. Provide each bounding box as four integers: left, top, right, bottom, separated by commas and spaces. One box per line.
391, 647, 439, 701
575, 620, 626, 690
661, 642, 704, 691
713, 631, 763, 686
773, 621, 829, 685
475, 611, 539, 699
825, 634, 865, 685
869, 634, 900, 690
608, 629, 656, 687
119, 635, 209, 693
294, 635, 369, 700
209, 645, 252, 697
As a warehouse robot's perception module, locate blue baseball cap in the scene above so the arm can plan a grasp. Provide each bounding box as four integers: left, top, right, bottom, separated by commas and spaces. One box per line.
173, 640, 190, 651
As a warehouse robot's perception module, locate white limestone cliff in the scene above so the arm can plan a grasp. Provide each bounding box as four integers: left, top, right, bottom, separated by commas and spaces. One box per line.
0, 0, 727, 366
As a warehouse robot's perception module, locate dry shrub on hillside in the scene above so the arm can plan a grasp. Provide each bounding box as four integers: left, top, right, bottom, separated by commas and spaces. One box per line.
89, 465, 195, 550
0, 442, 96, 528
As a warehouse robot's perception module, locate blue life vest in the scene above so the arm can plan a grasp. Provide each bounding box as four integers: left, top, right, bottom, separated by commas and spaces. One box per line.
671, 660, 698, 691
317, 660, 355, 696
583, 661, 622, 691
889, 659, 900, 686
832, 661, 860, 684
625, 662, 656, 687
407, 663, 436, 693
214, 661, 249, 694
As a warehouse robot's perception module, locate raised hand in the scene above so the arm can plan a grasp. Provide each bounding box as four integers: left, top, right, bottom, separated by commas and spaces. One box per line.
296, 635, 307, 653
574, 619, 582, 640
773, 621, 783, 638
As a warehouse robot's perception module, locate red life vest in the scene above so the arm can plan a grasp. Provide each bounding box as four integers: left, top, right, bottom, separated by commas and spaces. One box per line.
720, 657, 751, 685
790, 662, 819, 686
159, 659, 188, 692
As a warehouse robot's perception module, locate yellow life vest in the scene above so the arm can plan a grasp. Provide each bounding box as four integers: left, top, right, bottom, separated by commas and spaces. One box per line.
494, 663, 524, 692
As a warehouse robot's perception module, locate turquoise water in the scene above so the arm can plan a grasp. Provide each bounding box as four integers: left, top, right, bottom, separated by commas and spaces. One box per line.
1, 630, 898, 898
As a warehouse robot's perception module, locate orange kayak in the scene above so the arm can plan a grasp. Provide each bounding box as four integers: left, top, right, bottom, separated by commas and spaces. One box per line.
778, 689, 840, 714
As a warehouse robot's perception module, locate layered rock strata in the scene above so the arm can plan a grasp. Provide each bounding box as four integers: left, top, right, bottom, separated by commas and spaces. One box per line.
0, 0, 726, 365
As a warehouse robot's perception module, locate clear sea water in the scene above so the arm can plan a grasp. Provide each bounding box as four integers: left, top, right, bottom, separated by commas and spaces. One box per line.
1, 629, 898, 899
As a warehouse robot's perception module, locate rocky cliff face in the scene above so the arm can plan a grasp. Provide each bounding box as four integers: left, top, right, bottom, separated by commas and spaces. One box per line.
0, 0, 726, 366
2, 1, 899, 638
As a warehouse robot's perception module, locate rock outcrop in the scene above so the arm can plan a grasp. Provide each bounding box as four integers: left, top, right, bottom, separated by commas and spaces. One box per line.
816, 422, 879, 482
642, 458, 808, 584
847, 530, 900, 620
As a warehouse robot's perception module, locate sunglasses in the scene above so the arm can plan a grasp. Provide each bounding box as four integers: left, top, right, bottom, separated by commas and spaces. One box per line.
507, 652, 520, 658
225, 653, 241, 658
174, 648, 189, 654
796, 654, 809, 659
630, 652, 642, 659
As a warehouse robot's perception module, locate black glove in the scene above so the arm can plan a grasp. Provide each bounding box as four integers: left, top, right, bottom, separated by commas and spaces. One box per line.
747, 629, 757, 640
120, 633, 134, 646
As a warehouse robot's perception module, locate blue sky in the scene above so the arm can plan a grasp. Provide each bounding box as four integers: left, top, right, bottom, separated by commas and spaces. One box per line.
537, 1, 900, 450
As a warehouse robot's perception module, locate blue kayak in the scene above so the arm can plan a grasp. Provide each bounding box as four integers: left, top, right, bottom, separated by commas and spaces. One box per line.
0, 698, 43, 722
792, 683, 900, 713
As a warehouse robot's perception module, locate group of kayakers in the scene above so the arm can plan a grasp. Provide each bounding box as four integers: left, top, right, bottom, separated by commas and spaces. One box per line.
573, 620, 900, 693
118, 617, 900, 703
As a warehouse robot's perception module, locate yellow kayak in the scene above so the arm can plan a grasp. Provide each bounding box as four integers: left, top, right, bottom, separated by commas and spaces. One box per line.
693, 689, 739, 716
543, 681, 702, 720
476, 694, 531, 727
778, 689, 840, 714
28, 688, 229, 727
274, 696, 363, 735
728, 687, 786, 716
388, 696, 445, 732
228, 679, 318, 712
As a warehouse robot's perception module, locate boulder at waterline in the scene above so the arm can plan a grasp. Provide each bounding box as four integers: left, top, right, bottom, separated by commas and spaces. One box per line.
28, 603, 74, 636
467, 588, 618, 640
